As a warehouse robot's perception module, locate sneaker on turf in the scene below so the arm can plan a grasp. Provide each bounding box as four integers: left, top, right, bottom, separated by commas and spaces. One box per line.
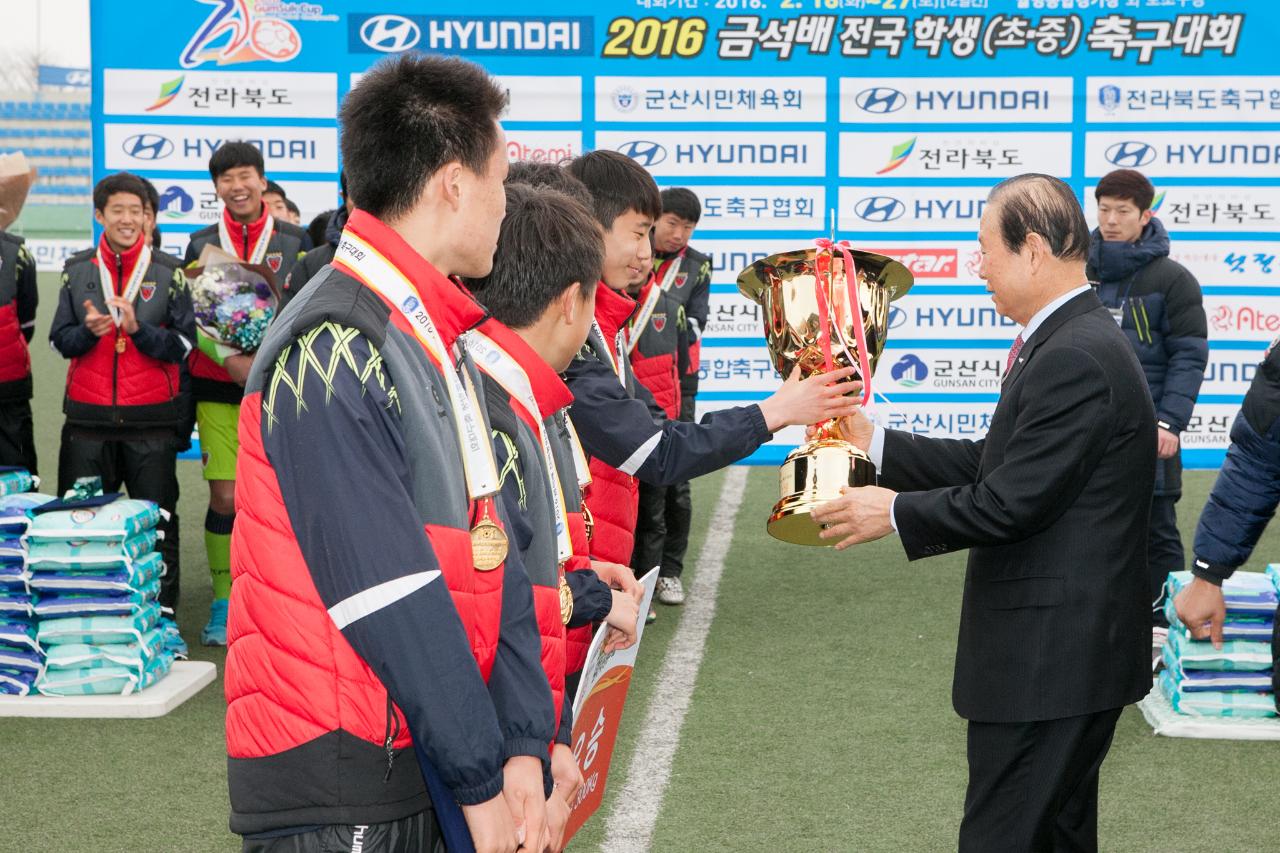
656, 576, 685, 606
201, 598, 229, 647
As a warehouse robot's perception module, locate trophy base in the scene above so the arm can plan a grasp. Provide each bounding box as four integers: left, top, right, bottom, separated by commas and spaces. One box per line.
767, 438, 877, 546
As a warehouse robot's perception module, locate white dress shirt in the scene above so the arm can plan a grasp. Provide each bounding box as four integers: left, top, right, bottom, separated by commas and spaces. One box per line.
869, 284, 1092, 532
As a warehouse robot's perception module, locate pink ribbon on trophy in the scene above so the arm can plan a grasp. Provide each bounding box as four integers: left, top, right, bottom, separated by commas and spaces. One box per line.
814, 238, 872, 407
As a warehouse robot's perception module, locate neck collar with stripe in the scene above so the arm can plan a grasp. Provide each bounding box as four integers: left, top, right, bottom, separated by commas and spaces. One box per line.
95, 232, 147, 290
593, 280, 637, 341
341, 209, 486, 351
220, 201, 271, 262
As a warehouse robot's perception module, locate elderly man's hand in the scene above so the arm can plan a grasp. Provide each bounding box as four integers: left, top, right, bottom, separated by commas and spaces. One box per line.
810, 486, 897, 550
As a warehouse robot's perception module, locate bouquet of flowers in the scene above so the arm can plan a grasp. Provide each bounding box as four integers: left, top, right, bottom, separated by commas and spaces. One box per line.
191, 264, 276, 355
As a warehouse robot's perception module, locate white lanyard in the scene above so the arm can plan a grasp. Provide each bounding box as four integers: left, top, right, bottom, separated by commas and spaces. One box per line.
335, 231, 499, 499
564, 414, 592, 489
590, 321, 627, 389
96, 243, 151, 327
623, 283, 663, 355
657, 248, 686, 292
465, 330, 573, 565
218, 213, 274, 264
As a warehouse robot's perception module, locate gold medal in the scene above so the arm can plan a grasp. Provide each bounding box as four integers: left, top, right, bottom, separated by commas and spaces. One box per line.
470, 504, 508, 571
115, 336, 127, 354
581, 501, 594, 544
559, 577, 574, 625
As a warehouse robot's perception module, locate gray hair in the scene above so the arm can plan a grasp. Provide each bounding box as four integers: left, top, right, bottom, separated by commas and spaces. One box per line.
987, 174, 1090, 263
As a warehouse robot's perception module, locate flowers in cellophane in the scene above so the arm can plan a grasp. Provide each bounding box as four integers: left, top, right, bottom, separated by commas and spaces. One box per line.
191, 264, 276, 354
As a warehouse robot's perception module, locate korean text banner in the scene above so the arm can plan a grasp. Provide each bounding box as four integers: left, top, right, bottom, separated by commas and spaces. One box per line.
89, 0, 1280, 467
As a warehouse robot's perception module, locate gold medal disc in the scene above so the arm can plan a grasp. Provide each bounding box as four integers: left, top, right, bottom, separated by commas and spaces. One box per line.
470, 519, 508, 571
559, 578, 574, 625
115, 336, 127, 353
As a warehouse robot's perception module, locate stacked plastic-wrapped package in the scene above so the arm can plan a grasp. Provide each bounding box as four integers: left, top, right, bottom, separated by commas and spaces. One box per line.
1159, 571, 1277, 718
0, 489, 54, 695
25, 496, 178, 696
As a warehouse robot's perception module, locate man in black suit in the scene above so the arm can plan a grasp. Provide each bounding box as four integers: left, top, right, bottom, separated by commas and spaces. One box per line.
812, 174, 1155, 852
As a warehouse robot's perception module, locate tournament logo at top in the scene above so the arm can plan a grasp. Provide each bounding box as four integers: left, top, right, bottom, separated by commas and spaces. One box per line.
877, 137, 916, 175
179, 0, 306, 69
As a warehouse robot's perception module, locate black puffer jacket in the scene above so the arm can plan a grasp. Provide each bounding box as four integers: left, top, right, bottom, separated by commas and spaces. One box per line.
1087, 218, 1208, 496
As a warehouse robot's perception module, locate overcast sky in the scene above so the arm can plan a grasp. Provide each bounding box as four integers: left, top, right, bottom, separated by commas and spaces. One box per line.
3, 0, 91, 68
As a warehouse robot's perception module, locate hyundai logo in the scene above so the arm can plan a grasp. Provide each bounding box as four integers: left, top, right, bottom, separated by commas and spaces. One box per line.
122, 133, 173, 161
855, 86, 906, 114
616, 140, 667, 167
1105, 141, 1156, 168
888, 306, 907, 330
854, 196, 906, 223
360, 14, 421, 53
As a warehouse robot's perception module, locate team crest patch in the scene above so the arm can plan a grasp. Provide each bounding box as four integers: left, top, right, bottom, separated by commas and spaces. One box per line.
140, 282, 157, 301
673, 272, 688, 289
266, 252, 283, 273
652, 313, 667, 333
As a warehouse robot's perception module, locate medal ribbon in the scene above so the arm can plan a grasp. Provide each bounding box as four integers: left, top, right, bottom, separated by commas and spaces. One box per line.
335, 231, 499, 499
815, 238, 873, 407
96, 243, 151, 328
218, 213, 275, 264
589, 321, 627, 389
623, 280, 664, 355
564, 415, 592, 489
465, 330, 574, 565
656, 247, 687, 292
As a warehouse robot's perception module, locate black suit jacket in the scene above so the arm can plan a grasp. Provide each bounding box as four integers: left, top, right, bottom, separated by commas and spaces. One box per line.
883, 290, 1156, 723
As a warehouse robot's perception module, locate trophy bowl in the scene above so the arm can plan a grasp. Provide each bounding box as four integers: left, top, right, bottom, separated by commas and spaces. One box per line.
738, 244, 913, 545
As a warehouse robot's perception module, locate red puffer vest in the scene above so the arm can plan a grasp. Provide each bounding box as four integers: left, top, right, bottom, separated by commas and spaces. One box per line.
471, 317, 572, 740
627, 277, 682, 421
582, 284, 640, 567
0, 232, 30, 387
226, 216, 511, 832
62, 236, 182, 425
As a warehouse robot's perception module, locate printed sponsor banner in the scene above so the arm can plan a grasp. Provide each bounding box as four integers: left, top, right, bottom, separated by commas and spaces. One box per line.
104, 123, 338, 173
1086, 76, 1280, 123
1204, 294, 1280, 341
1086, 187, 1279, 234
103, 69, 338, 118
874, 347, 1006, 393
677, 185, 824, 232
840, 77, 1073, 124
1201, 347, 1266, 397
1085, 131, 1280, 178
839, 186, 989, 232
840, 132, 1072, 178
25, 238, 85, 273
595, 76, 825, 122
498, 75, 582, 122
151, 179, 338, 228
1171, 242, 1280, 285
91, 0, 1276, 468
504, 130, 582, 163
696, 345, 779, 395
1181, 403, 1240, 451
597, 130, 826, 178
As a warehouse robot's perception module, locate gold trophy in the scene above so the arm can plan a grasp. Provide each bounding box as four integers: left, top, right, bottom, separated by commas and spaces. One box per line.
738, 240, 913, 545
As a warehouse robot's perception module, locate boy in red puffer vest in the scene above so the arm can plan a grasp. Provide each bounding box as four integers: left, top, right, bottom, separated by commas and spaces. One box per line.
624, 254, 688, 620
50, 172, 195, 612
182, 141, 312, 647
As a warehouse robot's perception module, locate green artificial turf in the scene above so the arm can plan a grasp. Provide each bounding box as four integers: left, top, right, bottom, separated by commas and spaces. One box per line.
4, 272, 1278, 852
